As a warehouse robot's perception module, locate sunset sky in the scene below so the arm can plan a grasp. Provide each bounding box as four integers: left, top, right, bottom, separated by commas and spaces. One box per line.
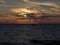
0, 0, 60, 24
0, 0, 60, 15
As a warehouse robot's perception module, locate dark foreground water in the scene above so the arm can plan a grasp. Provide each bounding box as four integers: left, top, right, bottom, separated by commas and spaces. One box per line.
0, 24, 60, 45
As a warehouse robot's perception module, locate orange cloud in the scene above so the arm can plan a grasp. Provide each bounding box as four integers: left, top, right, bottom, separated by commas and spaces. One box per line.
11, 8, 40, 14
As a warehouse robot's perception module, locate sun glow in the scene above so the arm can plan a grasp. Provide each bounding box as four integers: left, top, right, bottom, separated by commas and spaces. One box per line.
11, 8, 41, 18
20, 8, 32, 13
11, 8, 40, 13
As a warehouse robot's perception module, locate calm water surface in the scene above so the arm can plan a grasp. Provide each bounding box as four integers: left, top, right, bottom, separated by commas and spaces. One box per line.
0, 24, 60, 44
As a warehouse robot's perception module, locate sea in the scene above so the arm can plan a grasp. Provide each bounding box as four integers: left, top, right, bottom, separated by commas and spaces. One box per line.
0, 24, 60, 45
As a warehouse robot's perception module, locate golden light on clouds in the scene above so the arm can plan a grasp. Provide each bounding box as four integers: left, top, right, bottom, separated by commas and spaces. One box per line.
11, 8, 40, 14
20, 8, 32, 13
10, 8, 41, 18
10, 7, 60, 16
